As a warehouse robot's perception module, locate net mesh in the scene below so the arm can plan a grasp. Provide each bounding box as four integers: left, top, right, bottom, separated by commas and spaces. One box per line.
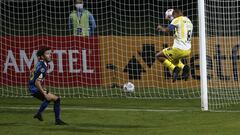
206, 0, 240, 109
5, 0, 238, 110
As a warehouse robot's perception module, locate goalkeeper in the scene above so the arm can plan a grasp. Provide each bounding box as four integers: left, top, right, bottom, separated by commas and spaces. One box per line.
156, 9, 193, 82
28, 47, 67, 125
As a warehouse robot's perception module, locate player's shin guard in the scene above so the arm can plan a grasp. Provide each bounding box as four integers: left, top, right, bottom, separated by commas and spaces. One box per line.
37, 100, 50, 115
54, 98, 61, 121
163, 59, 175, 71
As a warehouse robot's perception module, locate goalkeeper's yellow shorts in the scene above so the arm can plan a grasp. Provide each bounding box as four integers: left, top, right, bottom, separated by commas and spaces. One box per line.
162, 47, 191, 64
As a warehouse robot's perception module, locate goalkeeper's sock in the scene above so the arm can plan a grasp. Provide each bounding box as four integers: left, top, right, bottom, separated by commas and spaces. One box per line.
54, 98, 61, 121
163, 59, 175, 71
37, 100, 49, 115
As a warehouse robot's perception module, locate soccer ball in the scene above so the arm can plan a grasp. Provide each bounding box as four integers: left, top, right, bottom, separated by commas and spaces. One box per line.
123, 82, 135, 93
165, 9, 174, 20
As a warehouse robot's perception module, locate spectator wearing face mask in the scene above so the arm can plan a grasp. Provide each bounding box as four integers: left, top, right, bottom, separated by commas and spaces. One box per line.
68, 0, 96, 36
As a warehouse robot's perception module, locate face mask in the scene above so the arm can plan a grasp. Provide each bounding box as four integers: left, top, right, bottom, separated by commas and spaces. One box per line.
75, 4, 83, 9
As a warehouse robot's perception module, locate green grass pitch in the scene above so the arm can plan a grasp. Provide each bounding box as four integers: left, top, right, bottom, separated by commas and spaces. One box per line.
1, 97, 240, 135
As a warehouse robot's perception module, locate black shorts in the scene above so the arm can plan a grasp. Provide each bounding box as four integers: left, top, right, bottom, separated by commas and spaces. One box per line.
31, 91, 46, 101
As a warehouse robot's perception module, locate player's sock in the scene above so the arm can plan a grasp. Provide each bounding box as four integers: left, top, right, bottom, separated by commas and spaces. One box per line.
172, 67, 180, 82
163, 59, 175, 71
54, 98, 61, 121
37, 100, 49, 115
182, 65, 190, 81
54, 98, 67, 125
176, 61, 185, 69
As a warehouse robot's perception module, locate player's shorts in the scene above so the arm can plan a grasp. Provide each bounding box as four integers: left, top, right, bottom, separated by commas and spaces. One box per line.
29, 87, 48, 101
162, 47, 191, 64
31, 91, 46, 101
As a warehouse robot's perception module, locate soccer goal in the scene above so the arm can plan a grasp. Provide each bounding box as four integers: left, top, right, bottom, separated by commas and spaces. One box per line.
202, 0, 240, 110
0, 0, 240, 111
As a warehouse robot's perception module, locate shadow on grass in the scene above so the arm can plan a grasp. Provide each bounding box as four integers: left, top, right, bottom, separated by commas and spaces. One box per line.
75, 123, 155, 129
42, 126, 101, 133
0, 123, 26, 127
0, 109, 35, 114
0, 122, 101, 133
41, 122, 154, 133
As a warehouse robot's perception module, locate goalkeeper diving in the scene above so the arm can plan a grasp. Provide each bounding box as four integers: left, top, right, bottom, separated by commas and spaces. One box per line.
156, 9, 193, 82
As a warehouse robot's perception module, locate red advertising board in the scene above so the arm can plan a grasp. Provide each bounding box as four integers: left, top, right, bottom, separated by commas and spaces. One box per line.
0, 36, 101, 86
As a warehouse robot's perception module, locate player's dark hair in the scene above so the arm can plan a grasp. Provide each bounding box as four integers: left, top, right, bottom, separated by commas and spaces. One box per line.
173, 9, 183, 16
75, 0, 83, 3
37, 47, 51, 57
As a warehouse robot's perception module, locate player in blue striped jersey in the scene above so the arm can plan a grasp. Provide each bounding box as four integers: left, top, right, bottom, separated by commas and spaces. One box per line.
29, 47, 67, 125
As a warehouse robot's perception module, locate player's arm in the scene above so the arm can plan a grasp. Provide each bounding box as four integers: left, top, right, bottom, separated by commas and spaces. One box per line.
156, 24, 175, 33
34, 67, 49, 97
35, 80, 51, 101
35, 79, 46, 95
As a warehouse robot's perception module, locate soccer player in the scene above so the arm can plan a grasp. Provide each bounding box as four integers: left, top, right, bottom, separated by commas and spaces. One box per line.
29, 47, 67, 125
156, 9, 193, 82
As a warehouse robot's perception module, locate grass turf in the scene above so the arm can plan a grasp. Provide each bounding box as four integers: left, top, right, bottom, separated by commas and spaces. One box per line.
1, 97, 240, 135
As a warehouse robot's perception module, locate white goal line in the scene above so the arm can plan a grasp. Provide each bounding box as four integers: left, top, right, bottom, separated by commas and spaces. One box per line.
0, 106, 184, 112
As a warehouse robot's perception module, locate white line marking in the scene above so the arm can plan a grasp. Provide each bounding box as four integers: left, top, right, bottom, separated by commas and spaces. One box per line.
0, 106, 184, 112
210, 110, 240, 113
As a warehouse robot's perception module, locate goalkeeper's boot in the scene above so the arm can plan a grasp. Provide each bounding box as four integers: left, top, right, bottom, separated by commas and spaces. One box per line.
172, 67, 180, 82
55, 119, 68, 125
33, 113, 43, 121
182, 65, 190, 81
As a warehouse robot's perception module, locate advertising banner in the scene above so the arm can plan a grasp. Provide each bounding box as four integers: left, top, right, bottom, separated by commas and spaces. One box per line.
1, 36, 101, 86
100, 36, 240, 88
1, 36, 240, 88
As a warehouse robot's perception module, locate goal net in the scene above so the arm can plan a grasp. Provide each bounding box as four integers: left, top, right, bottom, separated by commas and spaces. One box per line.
205, 0, 240, 110
2, 0, 238, 110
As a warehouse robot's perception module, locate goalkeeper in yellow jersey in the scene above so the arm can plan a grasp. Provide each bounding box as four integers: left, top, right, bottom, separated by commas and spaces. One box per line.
156, 9, 193, 82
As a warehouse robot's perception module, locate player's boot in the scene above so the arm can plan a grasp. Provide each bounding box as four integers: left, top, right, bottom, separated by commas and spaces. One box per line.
182, 65, 190, 81
172, 67, 180, 82
55, 119, 68, 125
33, 114, 43, 121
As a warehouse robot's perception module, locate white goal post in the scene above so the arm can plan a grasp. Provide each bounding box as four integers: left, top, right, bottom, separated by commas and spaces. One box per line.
198, 0, 208, 111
